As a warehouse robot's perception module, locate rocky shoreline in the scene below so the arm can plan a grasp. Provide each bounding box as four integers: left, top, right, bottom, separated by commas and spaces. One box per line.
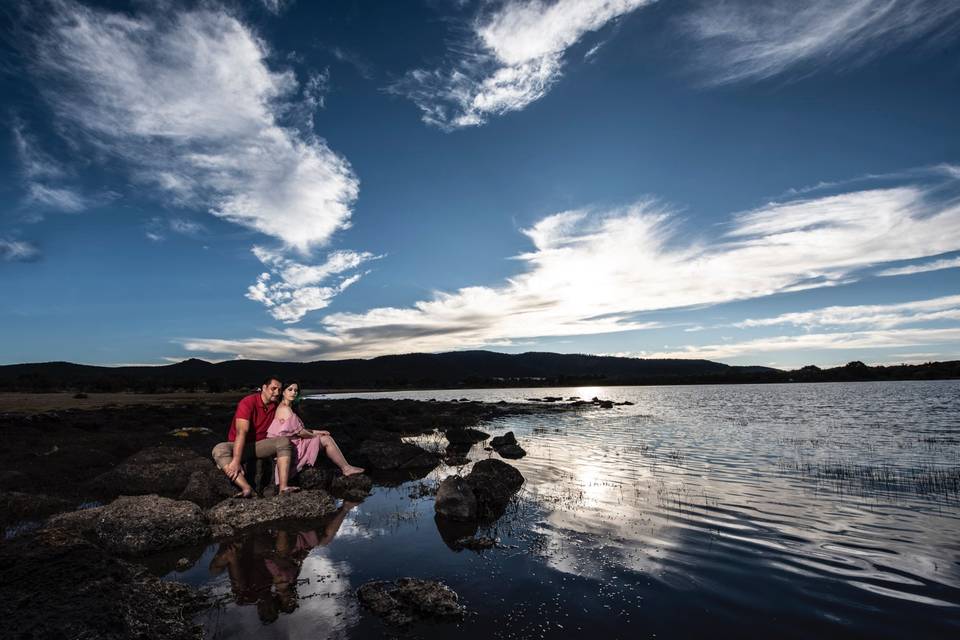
0, 395, 593, 637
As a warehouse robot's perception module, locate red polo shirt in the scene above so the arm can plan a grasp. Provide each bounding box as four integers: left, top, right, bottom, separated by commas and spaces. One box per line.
227, 392, 277, 442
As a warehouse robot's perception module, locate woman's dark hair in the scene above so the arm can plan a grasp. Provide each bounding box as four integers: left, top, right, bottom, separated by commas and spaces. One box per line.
280, 380, 303, 415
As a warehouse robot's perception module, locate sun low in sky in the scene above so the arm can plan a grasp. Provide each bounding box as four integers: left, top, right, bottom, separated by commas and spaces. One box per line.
1, 0, 959, 367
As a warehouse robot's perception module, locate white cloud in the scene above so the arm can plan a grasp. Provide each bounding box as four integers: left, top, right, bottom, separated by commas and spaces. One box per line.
25, 183, 87, 213
11, 120, 65, 181
31, 1, 358, 253
683, 0, 960, 85
260, 0, 294, 16
734, 295, 960, 330
245, 246, 379, 323
876, 255, 960, 277
392, 0, 653, 130
168, 218, 204, 236
0, 238, 40, 262
646, 327, 960, 361
183, 173, 960, 360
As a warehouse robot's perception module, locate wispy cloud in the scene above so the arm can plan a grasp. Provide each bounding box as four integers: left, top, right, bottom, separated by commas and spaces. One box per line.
876, 255, 960, 277
683, 0, 960, 85
734, 295, 960, 330
646, 327, 960, 361
25, 183, 87, 213
0, 238, 39, 262
144, 216, 206, 242
246, 246, 380, 323
392, 0, 653, 130
11, 118, 89, 214
183, 172, 960, 360
29, 1, 358, 253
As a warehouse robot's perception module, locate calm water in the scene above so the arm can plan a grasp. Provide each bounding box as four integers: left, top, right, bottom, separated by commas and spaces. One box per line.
170, 381, 960, 638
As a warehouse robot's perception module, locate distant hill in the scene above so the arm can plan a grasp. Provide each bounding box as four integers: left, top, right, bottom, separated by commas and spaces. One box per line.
0, 352, 955, 393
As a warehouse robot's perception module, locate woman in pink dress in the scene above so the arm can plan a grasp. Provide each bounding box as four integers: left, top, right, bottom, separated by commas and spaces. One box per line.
266, 381, 364, 486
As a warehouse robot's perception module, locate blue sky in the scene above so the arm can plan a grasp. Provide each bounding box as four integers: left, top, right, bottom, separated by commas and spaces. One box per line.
1, 0, 959, 368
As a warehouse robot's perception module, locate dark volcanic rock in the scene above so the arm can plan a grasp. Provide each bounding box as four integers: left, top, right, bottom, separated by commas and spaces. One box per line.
330, 473, 372, 501
495, 443, 527, 459
0, 527, 207, 640
206, 489, 337, 530
43, 505, 105, 535
357, 578, 464, 627
86, 446, 213, 498
454, 535, 496, 551
179, 467, 235, 508
95, 494, 208, 555
434, 458, 524, 522
444, 427, 489, 444
435, 476, 478, 521
297, 466, 337, 490
356, 440, 441, 470
489, 431, 517, 449
0, 491, 73, 527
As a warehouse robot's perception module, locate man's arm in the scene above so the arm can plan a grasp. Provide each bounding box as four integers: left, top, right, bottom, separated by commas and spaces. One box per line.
225, 418, 250, 481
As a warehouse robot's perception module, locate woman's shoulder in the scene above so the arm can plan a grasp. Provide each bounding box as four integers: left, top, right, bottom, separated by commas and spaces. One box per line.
275, 405, 294, 418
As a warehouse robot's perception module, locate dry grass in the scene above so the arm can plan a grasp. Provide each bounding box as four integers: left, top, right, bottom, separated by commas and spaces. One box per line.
0, 392, 242, 414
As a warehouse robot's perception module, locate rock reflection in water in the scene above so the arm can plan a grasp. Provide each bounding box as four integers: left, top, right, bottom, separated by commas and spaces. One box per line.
207, 501, 358, 628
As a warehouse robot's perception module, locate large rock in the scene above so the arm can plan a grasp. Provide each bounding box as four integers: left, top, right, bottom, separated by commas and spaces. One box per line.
356, 440, 441, 471
178, 467, 235, 508
357, 578, 464, 627
495, 443, 527, 459
95, 494, 208, 555
444, 428, 489, 445
435, 476, 477, 521
206, 489, 337, 530
297, 466, 337, 490
43, 506, 105, 535
86, 446, 213, 498
433, 459, 524, 523
0, 527, 207, 640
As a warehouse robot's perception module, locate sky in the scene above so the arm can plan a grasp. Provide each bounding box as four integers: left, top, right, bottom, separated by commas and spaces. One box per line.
1, 0, 959, 368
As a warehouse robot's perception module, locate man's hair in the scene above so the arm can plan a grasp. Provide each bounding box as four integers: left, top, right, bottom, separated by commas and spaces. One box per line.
261, 374, 282, 388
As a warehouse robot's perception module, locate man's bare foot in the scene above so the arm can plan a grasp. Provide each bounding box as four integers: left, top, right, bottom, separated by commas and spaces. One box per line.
233, 489, 255, 499
342, 465, 365, 477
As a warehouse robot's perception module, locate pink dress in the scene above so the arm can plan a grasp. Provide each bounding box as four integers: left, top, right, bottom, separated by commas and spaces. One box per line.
266, 411, 322, 483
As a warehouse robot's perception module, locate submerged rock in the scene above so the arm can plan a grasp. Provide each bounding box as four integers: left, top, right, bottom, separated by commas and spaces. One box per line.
454, 535, 496, 551
356, 440, 441, 471
206, 489, 337, 530
95, 494, 208, 556
495, 443, 527, 459
357, 578, 464, 627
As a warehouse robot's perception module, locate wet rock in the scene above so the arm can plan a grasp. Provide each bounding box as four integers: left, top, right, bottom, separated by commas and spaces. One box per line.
356, 440, 441, 471
178, 467, 236, 508
43, 505, 105, 535
615, 401, 635, 406
357, 578, 464, 627
408, 482, 437, 499
489, 432, 517, 449
86, 446, 213, 498
495, 443, 527, 459
175, 557, 192, 571
330, 473, 372, 501
466, 459, 525, 522
95, 494, 208, 555
597, 400, 614, 409
210, 523, 235, 540
434, 459, 524, 523
206, 489, 337, 530
435, 476, 478, 521
444, 427, 489, 444
434, 514, 479, 549
454, 535, 496, 551
0, 528, 207, 640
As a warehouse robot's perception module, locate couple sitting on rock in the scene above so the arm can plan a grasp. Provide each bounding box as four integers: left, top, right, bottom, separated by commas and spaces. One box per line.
212, 376, 364, 498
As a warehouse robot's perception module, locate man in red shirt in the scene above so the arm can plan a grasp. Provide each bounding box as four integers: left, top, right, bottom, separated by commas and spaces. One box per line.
212, 376, 298, 497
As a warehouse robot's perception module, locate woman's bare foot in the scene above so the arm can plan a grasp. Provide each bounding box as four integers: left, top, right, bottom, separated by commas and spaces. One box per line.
341, 465, 365, 477
280, 486, 301, 494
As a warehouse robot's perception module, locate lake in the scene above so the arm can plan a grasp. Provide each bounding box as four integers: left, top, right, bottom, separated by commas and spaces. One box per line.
170, 380, 960, 638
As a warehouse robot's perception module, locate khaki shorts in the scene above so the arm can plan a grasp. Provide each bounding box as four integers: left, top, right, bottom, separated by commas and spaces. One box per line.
212, 436, 292, 468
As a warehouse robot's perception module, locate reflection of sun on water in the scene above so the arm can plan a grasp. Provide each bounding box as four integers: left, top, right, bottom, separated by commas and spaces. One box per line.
574, 386, 604, 400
